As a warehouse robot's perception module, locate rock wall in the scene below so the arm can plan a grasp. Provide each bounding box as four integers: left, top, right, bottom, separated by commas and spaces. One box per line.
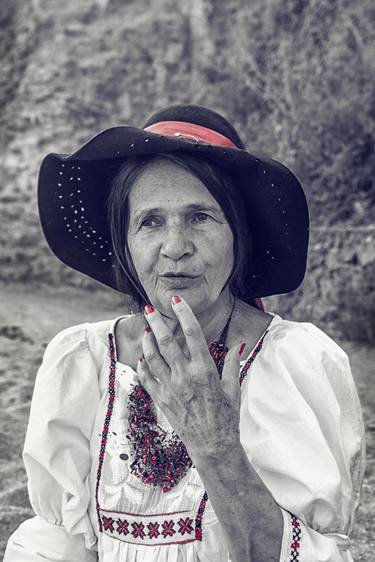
1, 0, 374, 340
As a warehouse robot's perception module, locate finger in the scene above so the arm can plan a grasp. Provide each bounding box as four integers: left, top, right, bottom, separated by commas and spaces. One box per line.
142, 326, 171, 385
137, 356, 162, 402
221, 343, 245, 402
144, 304, 185, 365
170, 296, 211, 362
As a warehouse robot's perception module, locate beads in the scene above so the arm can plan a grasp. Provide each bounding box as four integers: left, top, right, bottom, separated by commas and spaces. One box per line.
126, 383, 193, 492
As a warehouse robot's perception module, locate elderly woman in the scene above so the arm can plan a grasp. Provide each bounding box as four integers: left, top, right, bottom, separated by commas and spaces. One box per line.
4, 104, 365, 562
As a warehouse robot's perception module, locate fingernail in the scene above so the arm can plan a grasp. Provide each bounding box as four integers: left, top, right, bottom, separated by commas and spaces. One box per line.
145, 326, 152, 334
145, 304, 155, 315
139, 356, 143, 363
239, 342, 247, 356
172, 295, 181, 305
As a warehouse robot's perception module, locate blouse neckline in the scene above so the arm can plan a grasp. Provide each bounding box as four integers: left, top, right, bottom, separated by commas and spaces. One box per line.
108, 312, 282, 371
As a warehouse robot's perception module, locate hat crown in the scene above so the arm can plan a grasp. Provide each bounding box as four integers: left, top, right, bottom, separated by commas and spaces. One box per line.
143, 104, 246, 149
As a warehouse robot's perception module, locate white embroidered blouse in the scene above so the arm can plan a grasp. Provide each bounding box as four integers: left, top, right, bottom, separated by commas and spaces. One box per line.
4, 314, 365, 562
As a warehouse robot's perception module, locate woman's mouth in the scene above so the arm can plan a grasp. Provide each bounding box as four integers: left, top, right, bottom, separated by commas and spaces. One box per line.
160, 274, 200, 288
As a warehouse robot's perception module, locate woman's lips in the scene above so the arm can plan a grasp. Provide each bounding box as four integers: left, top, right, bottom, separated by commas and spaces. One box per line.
160, 275, 200, 288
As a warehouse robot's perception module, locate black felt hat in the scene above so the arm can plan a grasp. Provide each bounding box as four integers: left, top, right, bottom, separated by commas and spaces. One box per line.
37, 104, 309, 298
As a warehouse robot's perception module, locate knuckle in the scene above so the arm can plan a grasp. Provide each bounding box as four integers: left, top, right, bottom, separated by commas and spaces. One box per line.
180, 389, 195, 403
144, 350, 158, 362
158, 333, 174, 347
184, 325, 201, 338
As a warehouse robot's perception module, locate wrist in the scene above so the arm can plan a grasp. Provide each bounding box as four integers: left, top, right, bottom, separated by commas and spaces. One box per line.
192, 439, 244, 470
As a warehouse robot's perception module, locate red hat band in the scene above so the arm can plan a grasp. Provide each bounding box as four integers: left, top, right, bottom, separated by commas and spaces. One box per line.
144, 120, 239, 149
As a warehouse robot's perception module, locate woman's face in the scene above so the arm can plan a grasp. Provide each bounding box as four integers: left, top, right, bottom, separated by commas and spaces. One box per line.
127, 158, 234, 316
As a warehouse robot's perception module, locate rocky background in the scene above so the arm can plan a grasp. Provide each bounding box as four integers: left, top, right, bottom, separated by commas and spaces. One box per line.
1, 0, 374, 558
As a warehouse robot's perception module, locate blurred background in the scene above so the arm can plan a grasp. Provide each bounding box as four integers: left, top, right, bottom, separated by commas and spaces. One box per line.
0, 0, 374, 559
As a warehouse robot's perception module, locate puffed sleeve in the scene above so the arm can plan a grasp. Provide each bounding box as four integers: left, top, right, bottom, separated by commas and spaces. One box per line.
4, 323, 100, 562
239, 319, 365, 562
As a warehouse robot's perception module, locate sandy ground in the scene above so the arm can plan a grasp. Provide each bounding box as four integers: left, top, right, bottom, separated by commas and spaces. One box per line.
0, 283, 374, 560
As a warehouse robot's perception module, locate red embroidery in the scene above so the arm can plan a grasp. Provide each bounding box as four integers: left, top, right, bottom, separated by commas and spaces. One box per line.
162, 520, 176, 537
102, 516, 114, 533
178, 517, 194, 535
195, 491, 208, 540
131, 521, 146, 539
116, 519, 129, 535
239, 331, 268, 386
289, 514, 301, 561
101, 512, 196, 544
95, 334, 117, 532
147, 522, 160, 538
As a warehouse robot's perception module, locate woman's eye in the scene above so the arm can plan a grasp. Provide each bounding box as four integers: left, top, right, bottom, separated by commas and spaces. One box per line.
192, 212, 211, 223
140, 216, 161, 228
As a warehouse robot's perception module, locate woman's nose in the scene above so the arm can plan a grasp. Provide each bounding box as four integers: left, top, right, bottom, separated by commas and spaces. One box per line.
160, 226, 194, 260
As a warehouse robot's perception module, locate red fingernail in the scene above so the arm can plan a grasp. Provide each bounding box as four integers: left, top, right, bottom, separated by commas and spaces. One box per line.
145, 326, 152, 333
172, 295, 181, 305
145, 304, 155, 315
239, 342, 247, 356
139, 356, 143, 363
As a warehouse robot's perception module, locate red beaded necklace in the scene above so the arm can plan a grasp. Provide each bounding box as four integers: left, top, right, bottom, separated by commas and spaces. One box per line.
126, 305, 234, 492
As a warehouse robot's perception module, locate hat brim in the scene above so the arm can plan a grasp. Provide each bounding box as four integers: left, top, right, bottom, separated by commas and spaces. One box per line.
38, 126, 309, 298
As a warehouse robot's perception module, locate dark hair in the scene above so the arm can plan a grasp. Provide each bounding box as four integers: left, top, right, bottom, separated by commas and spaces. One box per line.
106, 152, 255, 310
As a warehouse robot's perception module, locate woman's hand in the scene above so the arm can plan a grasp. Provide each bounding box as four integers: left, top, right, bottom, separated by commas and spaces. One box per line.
137, 296, 284, 562
136, 296, 245, 461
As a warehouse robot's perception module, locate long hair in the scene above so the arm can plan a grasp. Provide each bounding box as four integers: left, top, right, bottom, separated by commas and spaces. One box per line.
106, 152, 255, 309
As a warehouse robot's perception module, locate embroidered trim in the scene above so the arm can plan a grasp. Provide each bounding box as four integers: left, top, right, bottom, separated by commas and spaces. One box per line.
195, 491, 208, 541
95, 333, 117, 532
239, 331, 268, 386
289, 513, 301, 561
99, 508, 197, 545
